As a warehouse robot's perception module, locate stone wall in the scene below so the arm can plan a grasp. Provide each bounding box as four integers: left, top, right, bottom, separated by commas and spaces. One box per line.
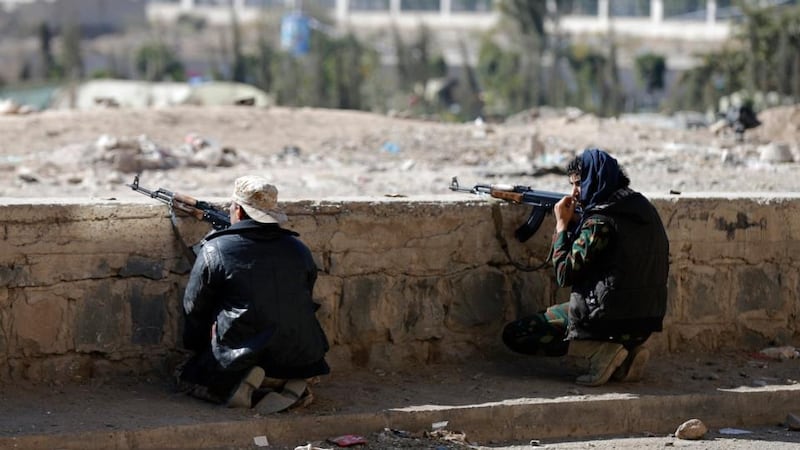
0, 195, 798, 383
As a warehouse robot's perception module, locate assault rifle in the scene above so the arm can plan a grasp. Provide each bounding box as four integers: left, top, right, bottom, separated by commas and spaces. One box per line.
449, 176, 577, 243
127, 175, 230, 230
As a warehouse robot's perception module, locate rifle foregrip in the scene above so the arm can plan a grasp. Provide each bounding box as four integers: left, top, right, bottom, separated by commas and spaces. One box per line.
492, 191, 523, 203
172, 203, 205, 221
173, 192, 198, 206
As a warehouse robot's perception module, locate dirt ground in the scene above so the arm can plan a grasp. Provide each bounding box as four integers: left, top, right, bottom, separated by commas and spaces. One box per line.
0, 104, 799, 201
1, 350, 799, 448
1, 105, 799, 448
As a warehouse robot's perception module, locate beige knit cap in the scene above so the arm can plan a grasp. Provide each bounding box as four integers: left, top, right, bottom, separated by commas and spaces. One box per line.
231, 175, 287, 224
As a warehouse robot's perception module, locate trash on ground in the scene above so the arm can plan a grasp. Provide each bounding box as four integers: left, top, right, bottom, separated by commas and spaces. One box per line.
719, 427, 752, 435
758, 346, 799, 360
431, 420, 449, 430
327, 434, 367, 447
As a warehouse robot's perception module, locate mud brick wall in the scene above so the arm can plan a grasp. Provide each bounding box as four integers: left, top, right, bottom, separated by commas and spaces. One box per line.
0, 195, 798, 383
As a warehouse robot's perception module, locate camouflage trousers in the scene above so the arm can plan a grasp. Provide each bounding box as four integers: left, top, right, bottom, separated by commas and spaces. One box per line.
502, 302, 650, 357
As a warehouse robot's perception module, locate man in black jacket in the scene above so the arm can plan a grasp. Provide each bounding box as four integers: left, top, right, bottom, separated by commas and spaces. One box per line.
503, 148, 669, 386
176, 175, 330, 413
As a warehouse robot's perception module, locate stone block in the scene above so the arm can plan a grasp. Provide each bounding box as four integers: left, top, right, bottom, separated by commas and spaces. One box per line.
119, 255, 166, 280
129, 284, 168, 345
26, 254, 128, 285
338, 275, 447, 346
446, 268, 507, 331
313, 275, 341, 343
11, 287, 71, 355
735, 265, 790, 316
738, 321, 795, 349
667, 324, 735, 352
367, 341, 434, 369
338, 275, 399, 345
507, 271, 551, 320
393, 278, 446, 342
665, 273, 679, 323
74, 281, 130, 353
23, 354, 93, 383
0, 262, 28, 288
0, 288, 8, 354
674, 264, 732, 322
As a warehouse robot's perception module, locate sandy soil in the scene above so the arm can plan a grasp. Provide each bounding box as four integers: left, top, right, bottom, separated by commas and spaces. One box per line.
0, 104, 798, 202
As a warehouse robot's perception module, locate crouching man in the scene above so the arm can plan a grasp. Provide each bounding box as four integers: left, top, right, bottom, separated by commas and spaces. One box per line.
503, 148, 669, 386
176, 175, 330, 413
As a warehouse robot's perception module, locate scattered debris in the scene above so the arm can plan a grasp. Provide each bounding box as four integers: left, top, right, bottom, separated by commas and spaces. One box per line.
719, 427, 752, 435
426, 429, 468, 445
758, 346, 799, 361
327, 434, 367, 447
758, 143, 795, 163
381, 141, 401, 154
431, 420, 449, 430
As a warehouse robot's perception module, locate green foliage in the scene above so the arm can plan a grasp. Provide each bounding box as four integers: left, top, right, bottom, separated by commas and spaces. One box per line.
392, 23, 447, 91
229, 6, 246, 83
488, 0, 625, 117
176, 13, 207, 32
634, 52, 666, 93
37, 22, 55, 80
60, 23, 84, 80
668, 2, 800, 112
565, 43, 606, 113
268, 29, 380, 111
90, 69, 115, 79
134, 41, 186, 81
476, 35, 526, 115
497, 0, 547, 40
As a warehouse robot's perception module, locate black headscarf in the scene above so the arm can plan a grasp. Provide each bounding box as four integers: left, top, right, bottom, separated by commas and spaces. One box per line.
579, 148, 621, 212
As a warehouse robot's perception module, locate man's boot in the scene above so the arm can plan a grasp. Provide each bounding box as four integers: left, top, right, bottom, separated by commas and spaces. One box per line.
612, 346, 650, 382
568, 340, 628, 387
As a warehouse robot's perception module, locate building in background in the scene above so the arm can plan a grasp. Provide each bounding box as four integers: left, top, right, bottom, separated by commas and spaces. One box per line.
0, 0, 147, 34
145, 0, 743, 41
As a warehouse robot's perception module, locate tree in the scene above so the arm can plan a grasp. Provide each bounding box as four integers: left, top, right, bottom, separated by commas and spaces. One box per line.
635, 53, 667, 94
37, 22, 55, 80
228, 3, 246, 83
61, 23, 84, 80
135, 41, 186, 81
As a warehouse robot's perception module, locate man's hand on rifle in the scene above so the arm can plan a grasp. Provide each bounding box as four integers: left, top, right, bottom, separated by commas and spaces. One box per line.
554, 196, 578, 233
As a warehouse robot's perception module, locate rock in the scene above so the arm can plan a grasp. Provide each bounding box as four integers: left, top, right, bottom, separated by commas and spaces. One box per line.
0, 99, 20, 115
675, 418, 707, 440
758, 143, 794, 163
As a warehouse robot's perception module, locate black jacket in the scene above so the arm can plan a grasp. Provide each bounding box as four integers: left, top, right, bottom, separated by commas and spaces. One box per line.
182, 219, 330, 378
567, 192, 669, 340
